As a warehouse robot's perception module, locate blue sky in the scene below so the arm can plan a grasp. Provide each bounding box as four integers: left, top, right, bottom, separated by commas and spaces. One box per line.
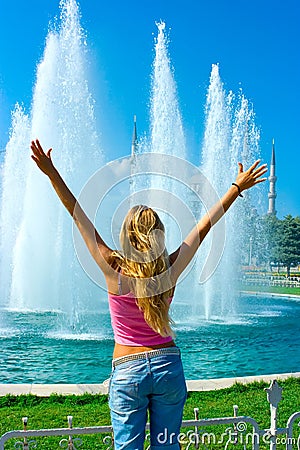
0, 0, 299, 218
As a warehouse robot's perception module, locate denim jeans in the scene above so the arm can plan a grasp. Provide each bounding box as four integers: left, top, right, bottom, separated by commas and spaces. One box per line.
108, 348, 187, 449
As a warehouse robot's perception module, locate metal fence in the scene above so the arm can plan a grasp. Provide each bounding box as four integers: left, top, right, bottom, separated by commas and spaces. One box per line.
242, 274, 300, 288
0, 380, 299, 449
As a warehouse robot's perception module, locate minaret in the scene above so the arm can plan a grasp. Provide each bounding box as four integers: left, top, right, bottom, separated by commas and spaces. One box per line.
131, 115, 137, 158
267, 139, 277, 215
130, 116, 137, 191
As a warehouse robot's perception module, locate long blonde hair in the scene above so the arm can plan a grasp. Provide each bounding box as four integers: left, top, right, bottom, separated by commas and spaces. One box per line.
111, 205, 174, 337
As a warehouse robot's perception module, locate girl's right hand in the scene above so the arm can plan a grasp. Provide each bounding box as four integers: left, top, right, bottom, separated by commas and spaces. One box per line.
30, 139, 56, 177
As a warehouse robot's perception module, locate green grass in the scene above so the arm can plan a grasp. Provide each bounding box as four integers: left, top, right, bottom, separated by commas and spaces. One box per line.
1, 378, 300, 449
241, 285, 300, 296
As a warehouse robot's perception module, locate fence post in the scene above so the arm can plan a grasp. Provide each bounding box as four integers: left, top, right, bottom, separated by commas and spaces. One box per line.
265, 380, 282, 450
58, 415, 83, 449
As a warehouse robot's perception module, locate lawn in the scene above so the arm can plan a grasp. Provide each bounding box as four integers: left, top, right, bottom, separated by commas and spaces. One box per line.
1, 378, 300, 449
241, 285, 300, 296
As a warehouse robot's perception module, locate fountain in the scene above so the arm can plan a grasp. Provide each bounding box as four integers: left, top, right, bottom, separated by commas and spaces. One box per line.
150, 22, 186, 160
0, 0, 103, 323
129, 21, 187, 252
0, 0, 261, 320
196, 65, 261, 320
0, 0, 261, 319
1, 0, 294, 386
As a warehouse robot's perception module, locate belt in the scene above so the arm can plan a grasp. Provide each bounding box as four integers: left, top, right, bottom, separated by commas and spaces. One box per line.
112, 347, 180, 368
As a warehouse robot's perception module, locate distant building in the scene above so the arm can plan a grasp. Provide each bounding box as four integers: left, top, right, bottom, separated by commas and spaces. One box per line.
267, 139, 277, 216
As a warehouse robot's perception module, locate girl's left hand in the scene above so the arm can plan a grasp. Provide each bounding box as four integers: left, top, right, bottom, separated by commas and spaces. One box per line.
235, 160, 268, 193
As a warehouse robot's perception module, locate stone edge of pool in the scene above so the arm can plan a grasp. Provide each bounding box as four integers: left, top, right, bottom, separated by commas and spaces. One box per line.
1, 372, 299, 396
240, 290, 300, 298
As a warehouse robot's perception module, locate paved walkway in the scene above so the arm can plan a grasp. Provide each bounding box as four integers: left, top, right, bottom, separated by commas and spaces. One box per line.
1, 372, 299, 396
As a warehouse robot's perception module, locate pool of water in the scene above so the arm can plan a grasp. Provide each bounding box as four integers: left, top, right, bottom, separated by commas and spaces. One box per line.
0, 295, 299, 383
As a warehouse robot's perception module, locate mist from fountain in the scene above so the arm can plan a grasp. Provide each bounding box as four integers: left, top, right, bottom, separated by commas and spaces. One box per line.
0, 0, 103, 323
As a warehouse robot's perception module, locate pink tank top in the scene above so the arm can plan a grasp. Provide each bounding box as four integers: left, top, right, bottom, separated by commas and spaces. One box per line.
108, 289, 173, 346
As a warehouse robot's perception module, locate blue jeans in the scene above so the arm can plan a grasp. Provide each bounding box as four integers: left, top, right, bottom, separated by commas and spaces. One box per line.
108, 348, 187, 449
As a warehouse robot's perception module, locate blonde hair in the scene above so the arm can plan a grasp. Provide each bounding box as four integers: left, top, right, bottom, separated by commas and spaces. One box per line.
111, 205, 174, 337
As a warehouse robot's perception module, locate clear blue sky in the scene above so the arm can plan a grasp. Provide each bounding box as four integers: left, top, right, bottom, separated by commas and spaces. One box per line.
0, 0, 299, 218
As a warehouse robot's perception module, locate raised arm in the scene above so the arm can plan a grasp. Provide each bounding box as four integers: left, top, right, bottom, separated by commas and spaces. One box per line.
30, 139, 112, 274
169, 160, 268, 281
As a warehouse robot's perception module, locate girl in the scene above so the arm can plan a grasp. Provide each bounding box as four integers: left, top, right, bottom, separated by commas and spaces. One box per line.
30, 139, 267, 449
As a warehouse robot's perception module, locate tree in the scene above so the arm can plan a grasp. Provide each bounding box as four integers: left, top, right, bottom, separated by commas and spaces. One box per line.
277, 215, 300, 276
260, 214, 281, 270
